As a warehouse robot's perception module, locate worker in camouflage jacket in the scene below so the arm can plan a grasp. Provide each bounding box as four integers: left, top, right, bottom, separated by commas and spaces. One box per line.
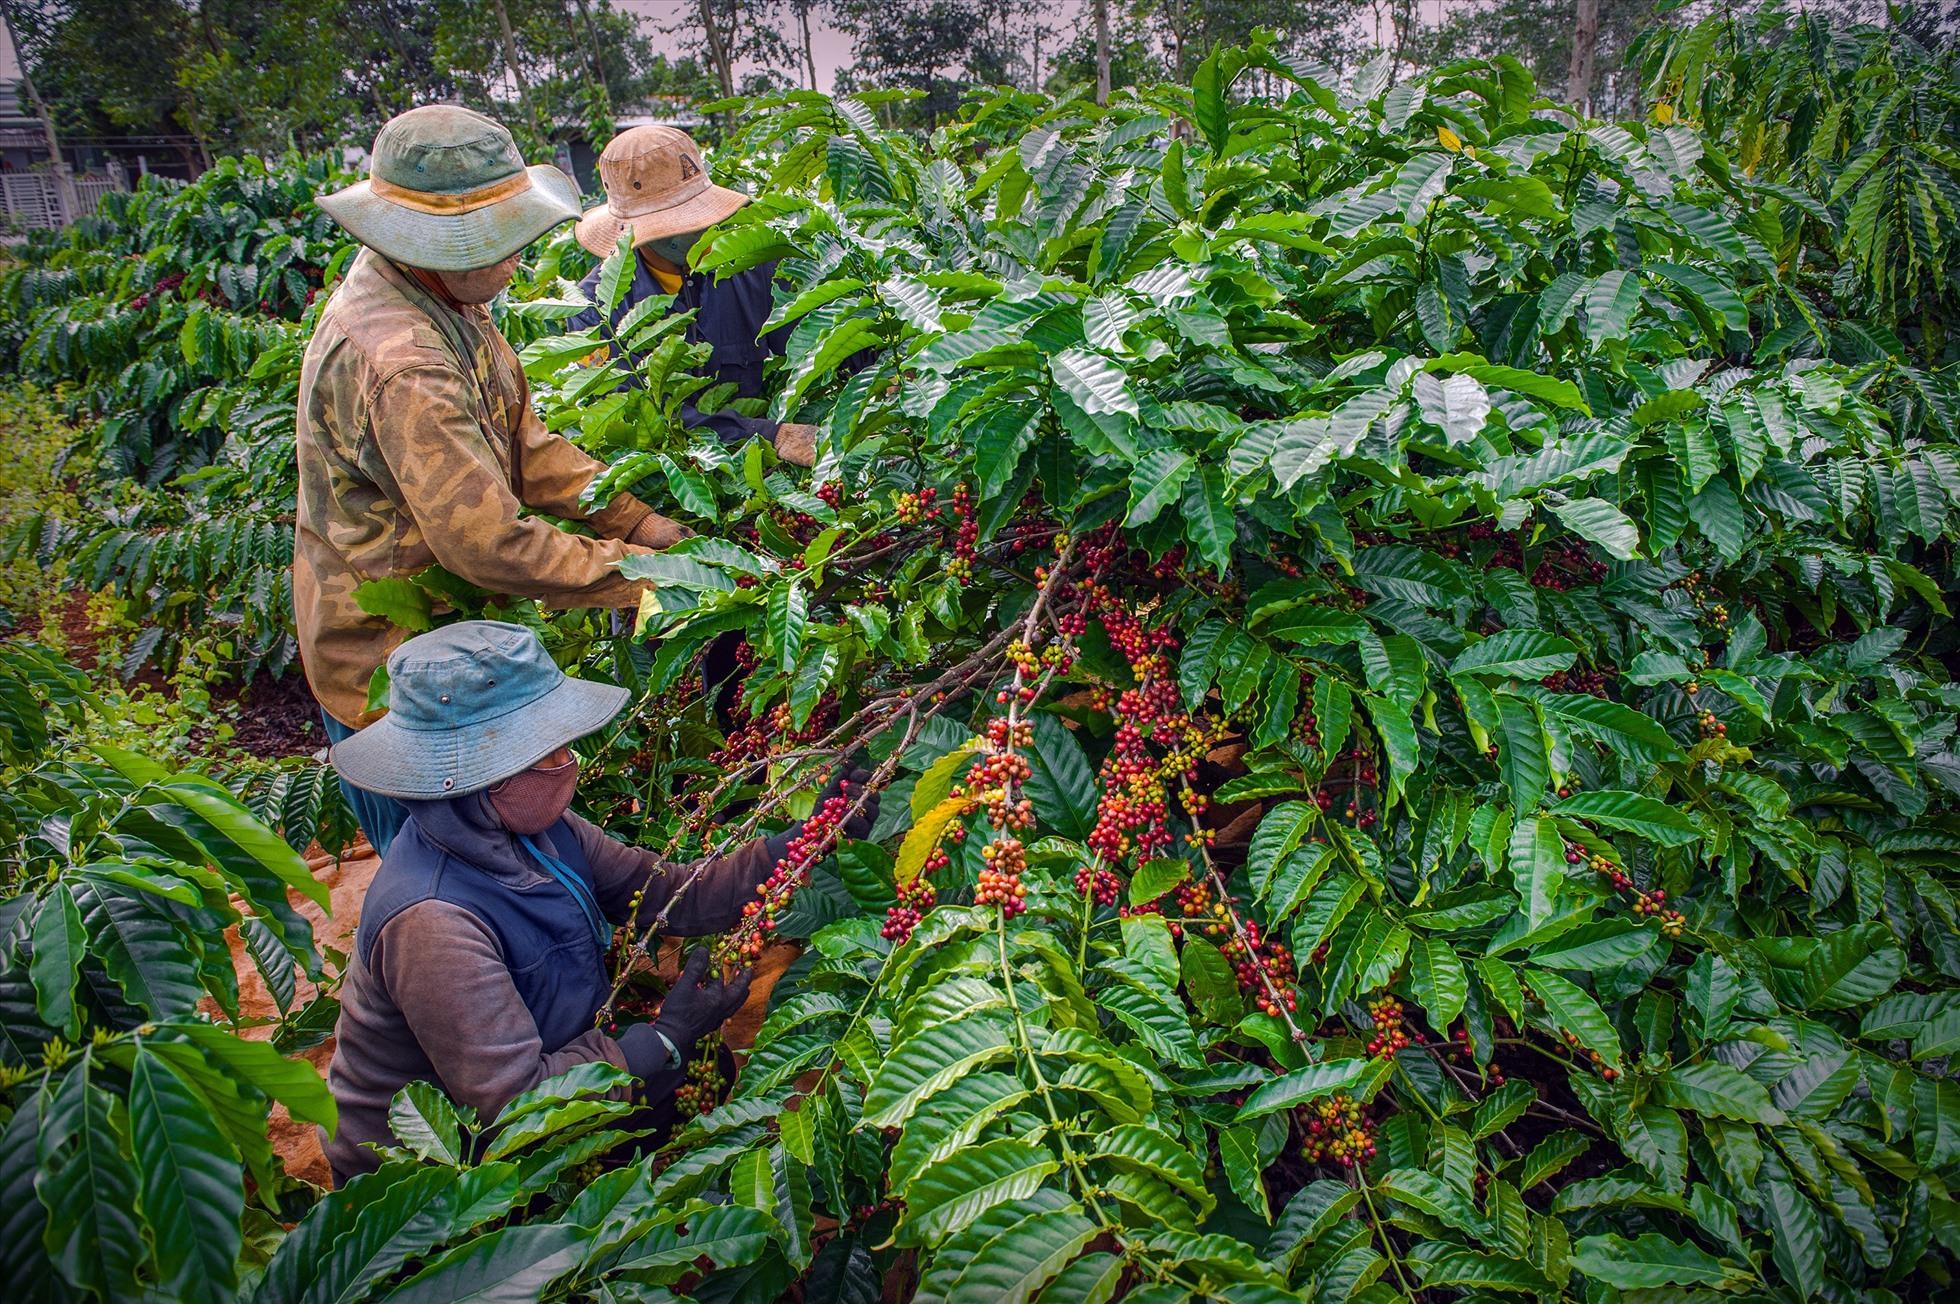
297, 105, 700, 856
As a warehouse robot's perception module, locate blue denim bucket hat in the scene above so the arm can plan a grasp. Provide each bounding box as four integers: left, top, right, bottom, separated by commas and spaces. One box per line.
329, 620, 627, 799
317, 104, 581, 272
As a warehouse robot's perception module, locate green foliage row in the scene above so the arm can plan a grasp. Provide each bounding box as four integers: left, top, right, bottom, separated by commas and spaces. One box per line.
434, 22, 1960, 1300
1, 7, 1957, 1301
0, 154, 357, 679
0, 643, 342, 1302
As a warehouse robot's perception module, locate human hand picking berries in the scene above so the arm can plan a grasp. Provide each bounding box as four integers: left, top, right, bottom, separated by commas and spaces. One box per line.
616, 947, 752, 1078
817, 765, 879, 840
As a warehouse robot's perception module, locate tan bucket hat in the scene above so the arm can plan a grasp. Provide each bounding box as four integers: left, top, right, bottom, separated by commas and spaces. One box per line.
574, 126, 749, 257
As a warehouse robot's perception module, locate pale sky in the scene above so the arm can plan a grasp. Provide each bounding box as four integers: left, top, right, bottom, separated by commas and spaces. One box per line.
0, 3, 1450, 91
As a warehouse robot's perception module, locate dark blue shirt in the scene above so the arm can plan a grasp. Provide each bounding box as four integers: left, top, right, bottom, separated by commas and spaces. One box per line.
568, 257, 788, 446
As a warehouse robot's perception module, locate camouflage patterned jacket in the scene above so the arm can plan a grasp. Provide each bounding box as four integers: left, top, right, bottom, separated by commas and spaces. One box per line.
296, 249, 657, 727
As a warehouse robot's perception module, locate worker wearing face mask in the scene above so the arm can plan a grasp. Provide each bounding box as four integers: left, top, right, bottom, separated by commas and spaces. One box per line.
319, 620, 876, 1184
564, 125, 822, 467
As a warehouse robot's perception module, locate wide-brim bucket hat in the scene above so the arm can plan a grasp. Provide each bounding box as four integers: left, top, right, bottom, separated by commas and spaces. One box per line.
331, 620, 628, 800
575, 124, 749, 257
318, 104, 582, 272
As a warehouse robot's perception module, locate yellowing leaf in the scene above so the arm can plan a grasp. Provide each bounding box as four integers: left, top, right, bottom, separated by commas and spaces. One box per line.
1654, 102, 1677, 125
895, 791, 983, 886
1437, 126, 1463, 152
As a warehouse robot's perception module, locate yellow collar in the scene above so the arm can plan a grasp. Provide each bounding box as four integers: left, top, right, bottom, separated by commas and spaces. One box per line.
638, 250, 684, 295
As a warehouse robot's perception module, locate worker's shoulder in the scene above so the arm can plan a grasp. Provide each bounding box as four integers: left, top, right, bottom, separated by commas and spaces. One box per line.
310, 254, 463, 386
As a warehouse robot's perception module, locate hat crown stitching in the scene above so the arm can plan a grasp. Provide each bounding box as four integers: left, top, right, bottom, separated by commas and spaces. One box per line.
371, 105, 525, 196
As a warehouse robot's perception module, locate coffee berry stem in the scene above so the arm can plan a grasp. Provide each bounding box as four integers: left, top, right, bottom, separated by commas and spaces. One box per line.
1192, 823, 1309, 1046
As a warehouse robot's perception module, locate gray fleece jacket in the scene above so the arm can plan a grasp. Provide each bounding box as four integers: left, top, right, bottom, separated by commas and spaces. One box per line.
321, 812, 772, 1181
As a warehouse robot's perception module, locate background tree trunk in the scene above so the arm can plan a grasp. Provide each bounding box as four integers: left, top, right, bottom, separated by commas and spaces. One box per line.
1093, 0, 1111, 105
491, 0, 546, 145
697, 0, 737, 99
1568, 0, 1600, 114
798, 1, 819, 90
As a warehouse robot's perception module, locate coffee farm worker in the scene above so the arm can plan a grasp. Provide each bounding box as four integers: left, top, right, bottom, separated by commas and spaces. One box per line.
297, 105, 691, 857
564, 125, 821, 467
319, 620, 875, 1183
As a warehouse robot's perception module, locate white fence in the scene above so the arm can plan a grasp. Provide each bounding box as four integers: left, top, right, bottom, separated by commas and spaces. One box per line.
0, 167, 129, 234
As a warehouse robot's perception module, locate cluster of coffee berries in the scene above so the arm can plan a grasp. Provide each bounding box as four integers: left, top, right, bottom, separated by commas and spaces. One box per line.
1697, 708, 1726, 738
1074, 863, 1120, 905
750, 499, 827, 548
882, 875, 938, 943
1341, 745, 1380, 789
987, 793, 1036, 831
1299, 1093, 1376, 1167
718, 794, 850, 963
673, 1044, 724, 1116
1316, 564, 1369, 611
850, 1198, 903, 1226
893, 486, 941, 524
1568, 839, 1631, 891
1544, 667, 1611, 697
963, 742, 1033, 795
1004, 520, 1057, 555
1366, 995, 1417, 1058
1223, 922, 1297, 1015
707, 684, 836, 776
1341, 799, 1379, 830
1452, 1026, 1505, 1084
1149, 546, 1186, 581
1169, 880, 1230, 939
1079, 600, 1221, 865
1560, 1028, 1618, 1080
1467, 521, 1526, 570
1066, 520, 1129, 575
1292, 675, 1321, 748
1530, 540, 1608, 590
1631, 890, 1686, 937
947, 484, 979, 583
976, 836, 1028, 917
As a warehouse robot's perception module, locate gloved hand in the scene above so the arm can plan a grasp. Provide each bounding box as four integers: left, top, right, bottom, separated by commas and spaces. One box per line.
819, 765, 880, 841
628, 511, 694, 549
772, 422, 820, 468
762, 766, 880, 866
615, 948, 752, 1078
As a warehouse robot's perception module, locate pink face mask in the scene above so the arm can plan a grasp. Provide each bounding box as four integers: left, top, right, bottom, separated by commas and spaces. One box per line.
487, 757, 579, 835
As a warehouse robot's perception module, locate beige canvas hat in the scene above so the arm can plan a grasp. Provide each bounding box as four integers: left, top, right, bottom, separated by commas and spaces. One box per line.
574, 126, 750, 257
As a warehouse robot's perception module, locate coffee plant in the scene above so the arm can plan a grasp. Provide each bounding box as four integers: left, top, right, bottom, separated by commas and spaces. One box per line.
0, 154, 356, 679
0, 643, 339, 1303
1, 7, 1958, 1300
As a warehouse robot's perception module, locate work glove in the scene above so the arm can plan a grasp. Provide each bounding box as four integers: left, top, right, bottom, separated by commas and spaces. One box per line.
819, 765, 880, 841
628, 511, 693, 549
772, 422, 820, 468
762, 766, 880, 865
615, 947, 752, 1079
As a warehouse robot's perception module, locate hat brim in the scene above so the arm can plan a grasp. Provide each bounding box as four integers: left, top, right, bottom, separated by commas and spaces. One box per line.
317, 164, 582, 272
574, 183, 749, 258
329, 673, 629, 799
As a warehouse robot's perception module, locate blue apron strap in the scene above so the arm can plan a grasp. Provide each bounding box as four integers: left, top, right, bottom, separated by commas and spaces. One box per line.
519, 833, 611, 955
